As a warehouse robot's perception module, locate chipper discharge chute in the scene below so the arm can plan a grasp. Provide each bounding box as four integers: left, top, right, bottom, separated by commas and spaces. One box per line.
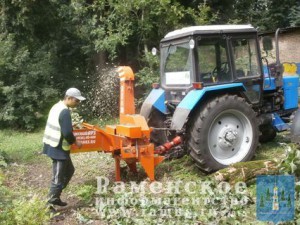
70, 66, 181, 181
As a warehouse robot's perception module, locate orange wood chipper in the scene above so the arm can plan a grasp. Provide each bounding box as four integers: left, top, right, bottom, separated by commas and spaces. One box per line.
70, 66, 181, 181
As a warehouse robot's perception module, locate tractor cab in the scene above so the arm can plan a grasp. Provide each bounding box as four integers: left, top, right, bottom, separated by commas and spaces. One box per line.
160, 25, 263, 106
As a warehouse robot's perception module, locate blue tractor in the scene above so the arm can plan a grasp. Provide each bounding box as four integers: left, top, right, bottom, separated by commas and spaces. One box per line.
140, 25, 299, 172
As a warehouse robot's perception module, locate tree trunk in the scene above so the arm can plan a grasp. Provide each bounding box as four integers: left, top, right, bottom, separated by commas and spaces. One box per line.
212, 160, 279, 184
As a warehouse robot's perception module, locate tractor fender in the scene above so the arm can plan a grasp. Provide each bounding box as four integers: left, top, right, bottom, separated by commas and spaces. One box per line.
140, 88, 166, 120
171, 83, 245, 130
291, 109, 300, 143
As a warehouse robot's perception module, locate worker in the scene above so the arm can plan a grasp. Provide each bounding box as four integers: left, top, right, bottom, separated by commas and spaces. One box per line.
43, 87, 85, 207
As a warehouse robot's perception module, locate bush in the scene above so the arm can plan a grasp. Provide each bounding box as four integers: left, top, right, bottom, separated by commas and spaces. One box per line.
135, 52, 160, 109
0, 34, 59, 130
279, 145, 300, 176
0, 194, 50, 225
11, 195, 50, 225
0, 171, 50, 225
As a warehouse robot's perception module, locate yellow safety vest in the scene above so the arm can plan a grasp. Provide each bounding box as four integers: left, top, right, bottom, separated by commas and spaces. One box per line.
43, 101, 71, 151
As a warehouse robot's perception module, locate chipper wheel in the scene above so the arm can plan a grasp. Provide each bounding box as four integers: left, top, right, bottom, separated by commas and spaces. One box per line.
186, 95, 259, 172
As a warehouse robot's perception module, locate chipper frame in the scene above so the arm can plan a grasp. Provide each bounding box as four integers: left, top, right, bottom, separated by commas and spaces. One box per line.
71, 66, 181, 181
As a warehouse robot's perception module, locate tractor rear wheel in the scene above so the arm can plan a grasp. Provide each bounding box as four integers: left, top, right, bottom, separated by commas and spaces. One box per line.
187, 95, 259, 172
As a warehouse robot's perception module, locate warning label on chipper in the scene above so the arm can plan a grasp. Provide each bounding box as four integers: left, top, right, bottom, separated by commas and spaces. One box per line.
73, 130, 97, 145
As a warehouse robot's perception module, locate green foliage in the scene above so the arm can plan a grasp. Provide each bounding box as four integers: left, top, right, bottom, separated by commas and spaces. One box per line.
10, 195, 50, 225
0, 1, 89, 130
192, 3, 219, 25
267, 0, 298, 30
289, 4, 300, 27
203, 0, 299, 30
135, 66, 160, 106
0, 171, 50, 225
0, 173, 12, 223
135, 52, 160, 106
278, 145, 300, 176
0, 193, 50, 225
0, 35, 59, 130
70, 0, 202, 62
68, 0, 133, 59
75, 184, 97, 204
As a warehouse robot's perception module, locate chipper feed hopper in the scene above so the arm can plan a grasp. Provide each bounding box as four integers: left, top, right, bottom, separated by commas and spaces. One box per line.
70, 66, 181, 181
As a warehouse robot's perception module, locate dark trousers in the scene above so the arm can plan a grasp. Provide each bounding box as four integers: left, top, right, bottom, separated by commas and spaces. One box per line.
48, 158, 75, 202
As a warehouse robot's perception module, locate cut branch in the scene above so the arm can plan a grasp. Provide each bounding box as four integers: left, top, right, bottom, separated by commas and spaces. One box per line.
212, 160, 279, 184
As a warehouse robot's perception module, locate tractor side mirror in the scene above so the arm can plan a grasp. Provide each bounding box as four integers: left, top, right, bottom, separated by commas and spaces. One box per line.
151, 47, 158, 56
262, 36, 273, 51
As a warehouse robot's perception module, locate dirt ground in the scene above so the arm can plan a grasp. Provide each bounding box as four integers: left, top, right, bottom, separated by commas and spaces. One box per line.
4, 152, 114, 225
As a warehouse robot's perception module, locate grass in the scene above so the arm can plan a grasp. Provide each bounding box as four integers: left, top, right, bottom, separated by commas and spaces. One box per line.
0, 129, 44, 163
255, 131, 291, 161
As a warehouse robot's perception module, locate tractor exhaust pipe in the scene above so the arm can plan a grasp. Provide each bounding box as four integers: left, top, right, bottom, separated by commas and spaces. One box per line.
275, 28, 281, 66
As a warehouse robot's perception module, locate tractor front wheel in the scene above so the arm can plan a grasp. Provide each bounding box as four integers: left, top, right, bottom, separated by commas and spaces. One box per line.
259, 124, 277, 143
187, 95, 259, 172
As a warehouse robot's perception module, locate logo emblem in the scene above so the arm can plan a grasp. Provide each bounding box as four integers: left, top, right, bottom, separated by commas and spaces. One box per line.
256, 175, 295, 224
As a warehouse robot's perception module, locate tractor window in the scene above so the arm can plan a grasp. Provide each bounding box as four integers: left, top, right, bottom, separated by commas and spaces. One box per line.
163, 42, 192, 85
232, 38, 260, 78
197, 38, 231, 83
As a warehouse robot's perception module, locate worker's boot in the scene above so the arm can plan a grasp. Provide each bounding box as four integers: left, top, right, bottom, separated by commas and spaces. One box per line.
48, 185, 67, 206
48, 198, 68, 206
